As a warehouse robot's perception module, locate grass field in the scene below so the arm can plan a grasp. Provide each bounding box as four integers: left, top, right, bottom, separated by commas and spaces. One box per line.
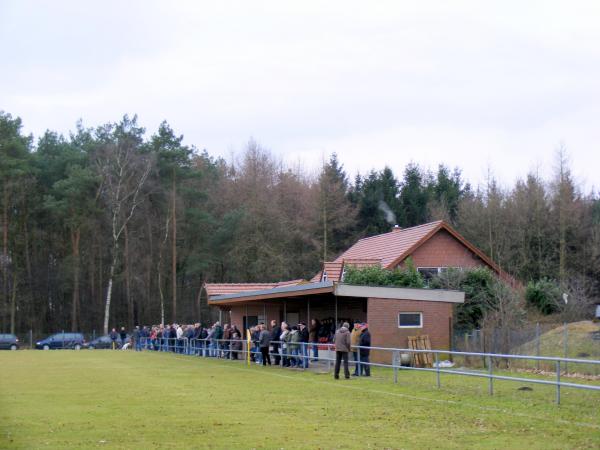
1, 351, 599, 449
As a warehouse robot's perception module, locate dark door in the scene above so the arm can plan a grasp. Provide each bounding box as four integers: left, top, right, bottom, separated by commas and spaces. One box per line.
243, 316, 258, 334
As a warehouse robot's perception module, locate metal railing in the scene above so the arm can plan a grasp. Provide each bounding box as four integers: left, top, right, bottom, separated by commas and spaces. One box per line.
126, 337, 600, 405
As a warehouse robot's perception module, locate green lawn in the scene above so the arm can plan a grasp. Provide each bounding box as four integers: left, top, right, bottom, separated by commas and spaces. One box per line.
1, 351, 599, 449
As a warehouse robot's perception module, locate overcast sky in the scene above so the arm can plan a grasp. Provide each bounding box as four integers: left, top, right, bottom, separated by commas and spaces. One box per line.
2, 1, 599, 190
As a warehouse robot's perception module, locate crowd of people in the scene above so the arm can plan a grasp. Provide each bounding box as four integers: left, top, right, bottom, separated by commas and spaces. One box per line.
111, 318, 372, 379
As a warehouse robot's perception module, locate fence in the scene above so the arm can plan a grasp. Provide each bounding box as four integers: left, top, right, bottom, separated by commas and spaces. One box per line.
453, 321, 600, 375
128, 337, 600, 405
11, 331, 600, 405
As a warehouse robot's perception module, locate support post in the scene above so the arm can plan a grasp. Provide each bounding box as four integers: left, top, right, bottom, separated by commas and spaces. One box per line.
556, 360, 561, 405
487, 355, 493, 395
394, 350, 398, 384
435, 352, 440, 388
563, 323, 568, 373
535, 322, 541, 370
334, 296, 338, 326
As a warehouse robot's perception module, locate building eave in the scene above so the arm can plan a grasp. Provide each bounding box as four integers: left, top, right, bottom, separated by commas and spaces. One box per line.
208, 281, 335, 305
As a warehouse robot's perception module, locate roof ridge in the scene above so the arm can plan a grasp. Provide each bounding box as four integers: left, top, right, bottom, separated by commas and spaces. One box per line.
356, 220, 444, 243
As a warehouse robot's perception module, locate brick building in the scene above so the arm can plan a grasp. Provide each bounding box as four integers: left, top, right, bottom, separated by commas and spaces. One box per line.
204, 220, 510, 355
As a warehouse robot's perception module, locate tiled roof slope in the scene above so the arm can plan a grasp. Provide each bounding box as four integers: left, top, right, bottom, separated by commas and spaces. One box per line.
323, 220, 513, 284
322, 262, 344, 282
204, 279, 305, 298
334, 221, 443, 268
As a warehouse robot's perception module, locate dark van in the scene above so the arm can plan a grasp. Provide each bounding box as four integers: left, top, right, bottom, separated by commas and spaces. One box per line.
0, 333, 19, 350
84, 334, 130, 349
35, 333, 85, 350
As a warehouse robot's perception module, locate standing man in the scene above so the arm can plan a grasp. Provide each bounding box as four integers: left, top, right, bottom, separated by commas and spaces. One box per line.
213, 321, 223, 357
109, 328, 119, 350
222, 324, 231, 358
299, 322, 309, 368
119, 326, 127, 348
359, 323, 371, 377
351, 321, 362, 376
270, 320, 282, 366
133, 326, 141, 351
258, 324, 272, 366
309, 319, 320, 361
334, 322, 351, 380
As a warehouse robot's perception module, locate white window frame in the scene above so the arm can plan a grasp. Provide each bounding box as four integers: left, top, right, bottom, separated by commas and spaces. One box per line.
417, 267, 447, 275
398, 312, 423, 329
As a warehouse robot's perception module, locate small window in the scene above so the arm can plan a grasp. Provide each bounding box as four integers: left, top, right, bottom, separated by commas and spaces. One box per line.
417, 267, 441, 281
398, 312, 422, 328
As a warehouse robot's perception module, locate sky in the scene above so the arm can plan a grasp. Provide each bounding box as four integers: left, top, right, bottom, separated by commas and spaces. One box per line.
1, 0, 600, 190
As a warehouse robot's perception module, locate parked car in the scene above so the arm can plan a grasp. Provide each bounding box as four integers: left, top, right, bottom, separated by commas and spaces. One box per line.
35, 333, 85, 350
84, 334, 130, 349
0, 333, 19, 350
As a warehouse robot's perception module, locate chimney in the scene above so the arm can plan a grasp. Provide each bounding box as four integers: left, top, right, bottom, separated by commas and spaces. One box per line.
392, 224, 402, 231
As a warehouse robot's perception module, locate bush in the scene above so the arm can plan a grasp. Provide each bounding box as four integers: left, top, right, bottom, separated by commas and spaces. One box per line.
429, 267, 499, 332
525, 278, 561, 315
342, 258, 425, 288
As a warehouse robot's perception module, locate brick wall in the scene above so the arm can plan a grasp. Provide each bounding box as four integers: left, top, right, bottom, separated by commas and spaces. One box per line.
367, 297, 453, 363
405, 229, 483, 269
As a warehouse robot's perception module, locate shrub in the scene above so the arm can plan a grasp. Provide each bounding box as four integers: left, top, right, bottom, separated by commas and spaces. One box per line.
342, 258, 425, 288
525, 278, 561, 315
429, 267, 499, 332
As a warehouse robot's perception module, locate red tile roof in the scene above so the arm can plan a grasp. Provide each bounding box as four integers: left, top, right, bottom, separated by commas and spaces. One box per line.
204, 279, 305, 298
322, 262, 344, 282
334, 221, 443, 268
314, 220, 514, 284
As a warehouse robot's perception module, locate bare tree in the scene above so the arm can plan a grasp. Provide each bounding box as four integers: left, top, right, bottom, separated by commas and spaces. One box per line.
95, 119, 153, 334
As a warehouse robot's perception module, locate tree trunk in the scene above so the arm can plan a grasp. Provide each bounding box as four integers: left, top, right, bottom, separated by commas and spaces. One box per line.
323, 199, 327, 263
2, 183, 8, 331
10, 271, 17, 334
125, 224, 133, 329
71, 227, 81, 332
103, 250, 118, 335
171, 171, 177, 322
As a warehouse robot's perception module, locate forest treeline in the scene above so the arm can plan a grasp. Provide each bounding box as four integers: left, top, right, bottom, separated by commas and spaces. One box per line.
1, 111, 599, 335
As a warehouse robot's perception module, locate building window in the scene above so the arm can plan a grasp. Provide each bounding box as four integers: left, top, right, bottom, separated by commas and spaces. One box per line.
398, 312, 422, 328
417, 267, 449, 282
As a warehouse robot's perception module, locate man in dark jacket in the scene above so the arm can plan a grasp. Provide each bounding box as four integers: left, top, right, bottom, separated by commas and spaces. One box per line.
213, 322, 223, 357
359, 323, 371, 377
270, 320, 282, 366
119, 327, 127, 347
334, 322, 351, 379
299, 322, 309, 368
169, 325, 177, 352
258, 324, 272, 366
133, 326, 141, 351
109, 328, 119, 350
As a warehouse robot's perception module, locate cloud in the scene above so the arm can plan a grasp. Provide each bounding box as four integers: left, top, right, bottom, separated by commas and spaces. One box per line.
1, 0, 599, 189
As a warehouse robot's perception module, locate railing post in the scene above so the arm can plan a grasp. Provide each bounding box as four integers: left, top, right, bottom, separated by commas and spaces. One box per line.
435, 352, 440, 388
556, 360, 561, 405
563, 323, 568, 374
487, 355, 493, 396
393, 350, 398, 384
535, 323, 540, 371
